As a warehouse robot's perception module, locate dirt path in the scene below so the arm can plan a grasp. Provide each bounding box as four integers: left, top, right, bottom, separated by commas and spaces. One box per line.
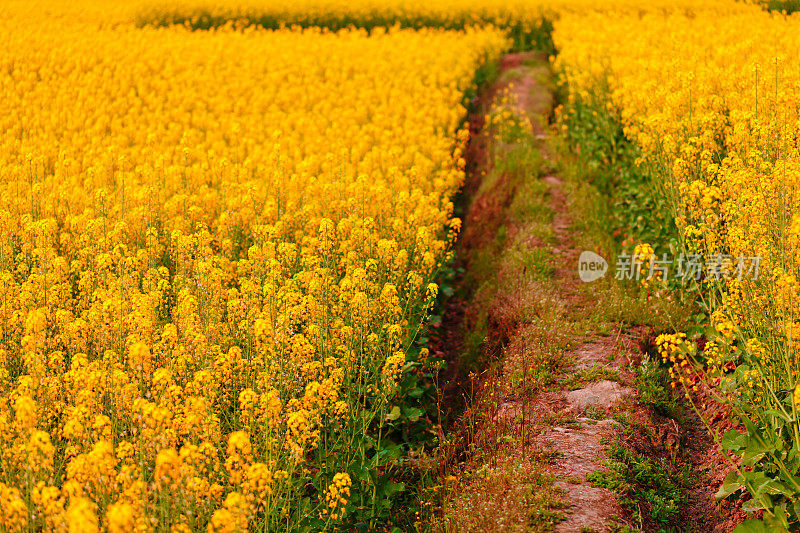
435, 53, 734, 532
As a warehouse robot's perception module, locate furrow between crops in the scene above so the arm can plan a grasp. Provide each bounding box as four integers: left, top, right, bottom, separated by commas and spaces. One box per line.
432, 52, 733, 532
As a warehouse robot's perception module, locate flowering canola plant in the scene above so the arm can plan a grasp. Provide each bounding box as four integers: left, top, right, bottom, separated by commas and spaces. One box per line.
8, 0, 800, 528
554, 5, 800, 388
554, 4, 800, 522
0, 3, 510, 529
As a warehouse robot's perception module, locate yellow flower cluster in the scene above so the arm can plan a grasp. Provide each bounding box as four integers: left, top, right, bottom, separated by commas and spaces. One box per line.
321, 472, 352, 521
656, 332, 698, 395
0, 2, 510, 528
633, 242, 656, 286
483, 85, 536, 144
656, 332, 687, 363
554, 4, 800, 274
553, 3, 800, 397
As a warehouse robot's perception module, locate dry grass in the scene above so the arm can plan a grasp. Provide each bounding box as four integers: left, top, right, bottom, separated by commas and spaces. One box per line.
440, 448, 567, 532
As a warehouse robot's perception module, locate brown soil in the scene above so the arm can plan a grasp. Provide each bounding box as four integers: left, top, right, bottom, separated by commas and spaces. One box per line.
433, 51, 553, 416
679, 379, 749, 532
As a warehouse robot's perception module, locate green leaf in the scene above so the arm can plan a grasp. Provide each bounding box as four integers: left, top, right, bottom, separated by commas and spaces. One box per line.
721, 430, 747, 451
742, 442, 771, 467
378, 443, 402, 461
352, 470, 371, 485
764, 504, 790, 530
739, 423, 776, 467
716, 471, 743, 499
742, 471, 794, 501
403, 407, 423, 422
761, 409, 793, 423
386, 406, 401, 421
791, 499, 800, 520
741, 499, 765, 512
408, 387, 425, 399
382, 481, 405, 498
733, 519, 773, 533
762, 480, 793, 498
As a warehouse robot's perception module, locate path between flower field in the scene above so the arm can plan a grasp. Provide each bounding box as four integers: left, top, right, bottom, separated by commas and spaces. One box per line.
431, 53, 744, 532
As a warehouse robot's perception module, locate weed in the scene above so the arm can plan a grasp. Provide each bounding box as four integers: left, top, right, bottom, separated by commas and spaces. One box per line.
583, 406, 607, 420
597, 323, 613, 337
606, 521, 636, 533
440, 449, 567, 533
562, 365, 622, 390
530, 449, 565, 465
611, 413, 651, 438
634, 355, 681, 421
587, 440, 685, 526
501, 241, 554, 282
541, 412, 580, 428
